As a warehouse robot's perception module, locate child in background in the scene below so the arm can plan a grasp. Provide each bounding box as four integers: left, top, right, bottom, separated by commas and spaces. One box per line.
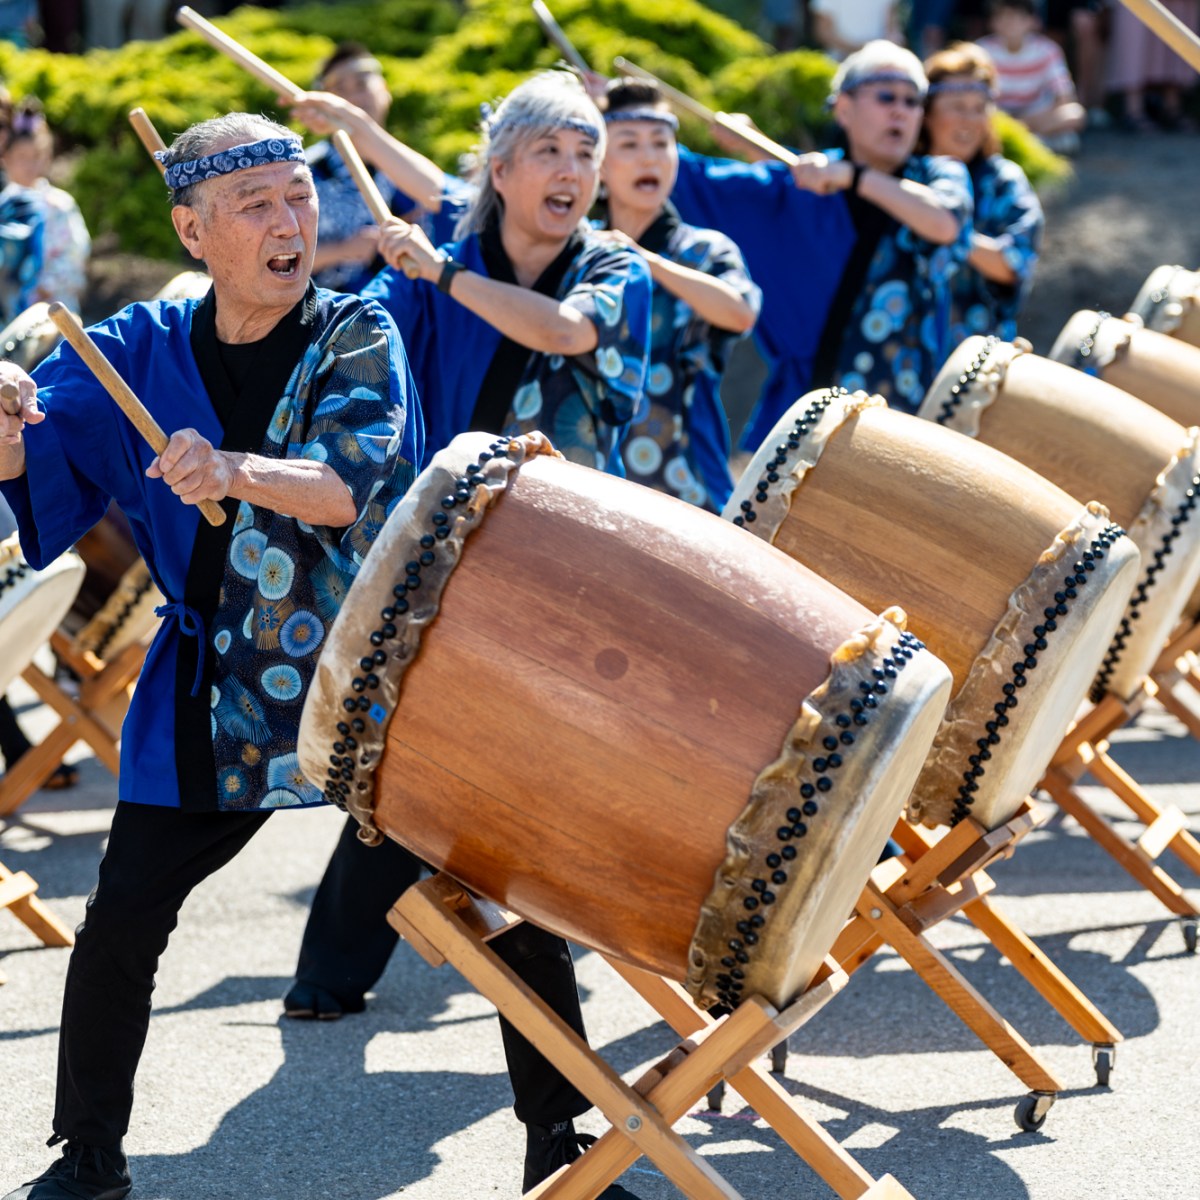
977, 0, 1086, 152
1, 97, 90, 312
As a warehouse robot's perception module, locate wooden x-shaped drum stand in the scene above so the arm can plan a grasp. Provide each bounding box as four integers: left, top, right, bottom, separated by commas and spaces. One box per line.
0, 857, 74, 985
388, 873, 914, 1199
1040, 688, 1200, 954
830, 801, 1120, 1130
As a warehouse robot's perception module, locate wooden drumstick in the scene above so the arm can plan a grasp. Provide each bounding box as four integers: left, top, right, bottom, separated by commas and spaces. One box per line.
0, 381, 20, 417
331, 130, 420, 281
129, 107, 168, 175
613, 57, 809, 161
46, 303, 226, 527
175, 6, 305, 102
1117, 0, 1200, 72
532, 1, 591, 75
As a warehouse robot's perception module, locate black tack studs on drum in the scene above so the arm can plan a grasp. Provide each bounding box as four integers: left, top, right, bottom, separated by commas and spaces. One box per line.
936, 336, 999, 424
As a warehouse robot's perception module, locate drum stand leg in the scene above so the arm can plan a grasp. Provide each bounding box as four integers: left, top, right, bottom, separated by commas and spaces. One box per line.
828, 800, 1125, 1112
387, 874, 915, 1200
0, 856, 74, 984
1150, 620, 1200, 741
0, 639, 143, 818
1041, 689, 1200, 944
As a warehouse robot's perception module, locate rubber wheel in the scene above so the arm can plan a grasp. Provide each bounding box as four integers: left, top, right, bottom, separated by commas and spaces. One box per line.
1184, 919, 1198, 955
1093, 1046, 1114, 1087
1014, 1093, 1050, 1132
706, 1082, 726, 1112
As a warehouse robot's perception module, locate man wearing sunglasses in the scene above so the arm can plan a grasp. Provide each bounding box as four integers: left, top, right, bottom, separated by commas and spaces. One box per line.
671, 41, 973, 451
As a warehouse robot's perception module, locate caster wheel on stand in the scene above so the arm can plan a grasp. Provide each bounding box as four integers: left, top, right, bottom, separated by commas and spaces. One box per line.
1183, 916, 1198, 955
705, 1082, 726, 1112
1092, 1043, 1116, 1087
770, 1038, 789, 1075
1014, 1090, 1056, 1132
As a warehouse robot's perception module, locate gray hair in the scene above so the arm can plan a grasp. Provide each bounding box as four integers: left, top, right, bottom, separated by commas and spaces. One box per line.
163, 113, 301, 209
831, 41, 928, 99
458, 71, 605, 238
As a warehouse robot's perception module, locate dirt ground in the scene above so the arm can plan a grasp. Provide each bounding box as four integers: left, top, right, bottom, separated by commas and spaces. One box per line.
79, 127, 1200, 444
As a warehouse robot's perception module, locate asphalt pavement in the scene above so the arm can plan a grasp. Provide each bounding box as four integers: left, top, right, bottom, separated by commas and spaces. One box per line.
2, 673, 1199, 1200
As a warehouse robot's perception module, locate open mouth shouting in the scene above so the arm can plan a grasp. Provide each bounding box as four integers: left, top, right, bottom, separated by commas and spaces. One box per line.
266, 251, 302, 279
544, 192, 579, 219
634, 173, 662, 196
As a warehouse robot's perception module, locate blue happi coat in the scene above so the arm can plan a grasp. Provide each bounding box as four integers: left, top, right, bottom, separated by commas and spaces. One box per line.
672, 146, 973, 445
364, 225, 652, 470
0, 288, 421, 812
951, 153, 1043, 345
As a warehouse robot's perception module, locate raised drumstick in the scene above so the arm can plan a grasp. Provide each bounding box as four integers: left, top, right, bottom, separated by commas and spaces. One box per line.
1117, 0, 1200, 73
532, 1, 591, 75
175, 6, 304, 102
613, 57, 811, 159
46, 303, 226, 527
331, 130, 420, 280
129, 107, 168, 175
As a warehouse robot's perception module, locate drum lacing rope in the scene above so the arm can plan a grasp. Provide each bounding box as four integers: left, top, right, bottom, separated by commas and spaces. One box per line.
1089, 478, 1200, 703
321, 435, 526, 821
731, 388, 845, 528
949, 522, 1127, 826
710, 628, 929, 1010
1147, 266, 1186, 310
934, 336, 1000, 424
1072, 311, 1112, 376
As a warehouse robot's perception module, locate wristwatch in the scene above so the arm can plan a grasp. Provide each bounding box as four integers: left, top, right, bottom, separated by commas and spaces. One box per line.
437, 256, 466, 295
849, 162, 867, 194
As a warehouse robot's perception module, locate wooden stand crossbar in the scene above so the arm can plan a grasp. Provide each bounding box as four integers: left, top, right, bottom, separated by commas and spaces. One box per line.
0, 631, 145, 817
826, 800, 1120, 1125
0, 857, 74, 985
388, 873, 915, 1200
1150, 618, 1200, 742
1040, 688, 1200, 952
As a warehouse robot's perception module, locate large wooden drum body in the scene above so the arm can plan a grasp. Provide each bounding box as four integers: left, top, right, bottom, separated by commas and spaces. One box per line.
726, 393, 1139, 830
1130, 265, 1200, 348
300, 433, 952, 1011
0, 535, 86, 693
1050, 309, 1200, 432
921, 337, 1200, 703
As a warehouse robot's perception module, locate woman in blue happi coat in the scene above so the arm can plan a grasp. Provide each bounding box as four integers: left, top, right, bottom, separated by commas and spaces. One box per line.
921, 41, 1044, 344
670, 41, 974, 447
594, 77, 761, 514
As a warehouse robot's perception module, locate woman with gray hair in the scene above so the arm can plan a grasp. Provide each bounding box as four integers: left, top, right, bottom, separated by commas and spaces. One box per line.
282, 71, 650, 1198
364, 70, 652, 471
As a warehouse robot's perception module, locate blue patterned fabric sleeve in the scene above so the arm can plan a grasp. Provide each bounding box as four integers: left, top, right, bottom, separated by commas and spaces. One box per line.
977, 156, 1043, 315
558, 238, 653, 427
274, 297, 421, 571
0, 182, 45, 324
697, 231, 763, 361
903, 154, 974, 274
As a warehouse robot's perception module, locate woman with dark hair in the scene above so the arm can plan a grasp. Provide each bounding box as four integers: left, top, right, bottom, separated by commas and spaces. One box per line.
596, 77, 760, 513
923, 41, 1044, 343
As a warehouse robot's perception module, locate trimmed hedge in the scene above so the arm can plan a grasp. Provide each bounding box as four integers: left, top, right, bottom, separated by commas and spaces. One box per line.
0, 0, 1069, 259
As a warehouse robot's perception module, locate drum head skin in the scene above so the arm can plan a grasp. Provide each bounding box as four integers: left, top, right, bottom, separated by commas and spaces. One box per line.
0, 536, 86, 693
729, 392, 1140, 830
0, 302, 61, 373
300, 433, 952, 1010
923, 337, 1200, 703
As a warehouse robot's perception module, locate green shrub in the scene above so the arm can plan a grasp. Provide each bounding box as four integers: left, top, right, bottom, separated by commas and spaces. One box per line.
0, 0, 1068, 258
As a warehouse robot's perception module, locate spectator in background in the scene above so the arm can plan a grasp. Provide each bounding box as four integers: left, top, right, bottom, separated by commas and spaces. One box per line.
977, 0, 1086, 152
910, 0, 957, 57
1108, 0, 1199, 132
0, 97, 90, 311
0, 0, 35, 46
0, 91, 44, 325
1042, 2, 1110, 129
923, 41, 1043, 343
811, 0, 903, 60
39, 0, 84, 53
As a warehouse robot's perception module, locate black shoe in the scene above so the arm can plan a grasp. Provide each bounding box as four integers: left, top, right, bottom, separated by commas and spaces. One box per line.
282, 979, 366, 1020
4, 1139, 131, 1200
521, 1120, 642, 1197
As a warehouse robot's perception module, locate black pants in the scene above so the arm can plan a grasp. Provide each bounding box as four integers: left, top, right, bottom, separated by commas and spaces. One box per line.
54, 804, 588, 1145
0, 694, 32, 767
293, 816, 589, 1127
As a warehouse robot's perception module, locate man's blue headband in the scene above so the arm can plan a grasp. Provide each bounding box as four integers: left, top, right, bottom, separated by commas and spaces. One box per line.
479, 102, 601, 143
603, 107, 680, 130
836, 69, 928, 100
156, 135, 307, 195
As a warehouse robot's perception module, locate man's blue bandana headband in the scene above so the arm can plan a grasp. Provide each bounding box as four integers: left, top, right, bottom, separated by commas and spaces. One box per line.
833, 69, 929, 102
156, 136, 307, 194
603, 107, 680, 130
